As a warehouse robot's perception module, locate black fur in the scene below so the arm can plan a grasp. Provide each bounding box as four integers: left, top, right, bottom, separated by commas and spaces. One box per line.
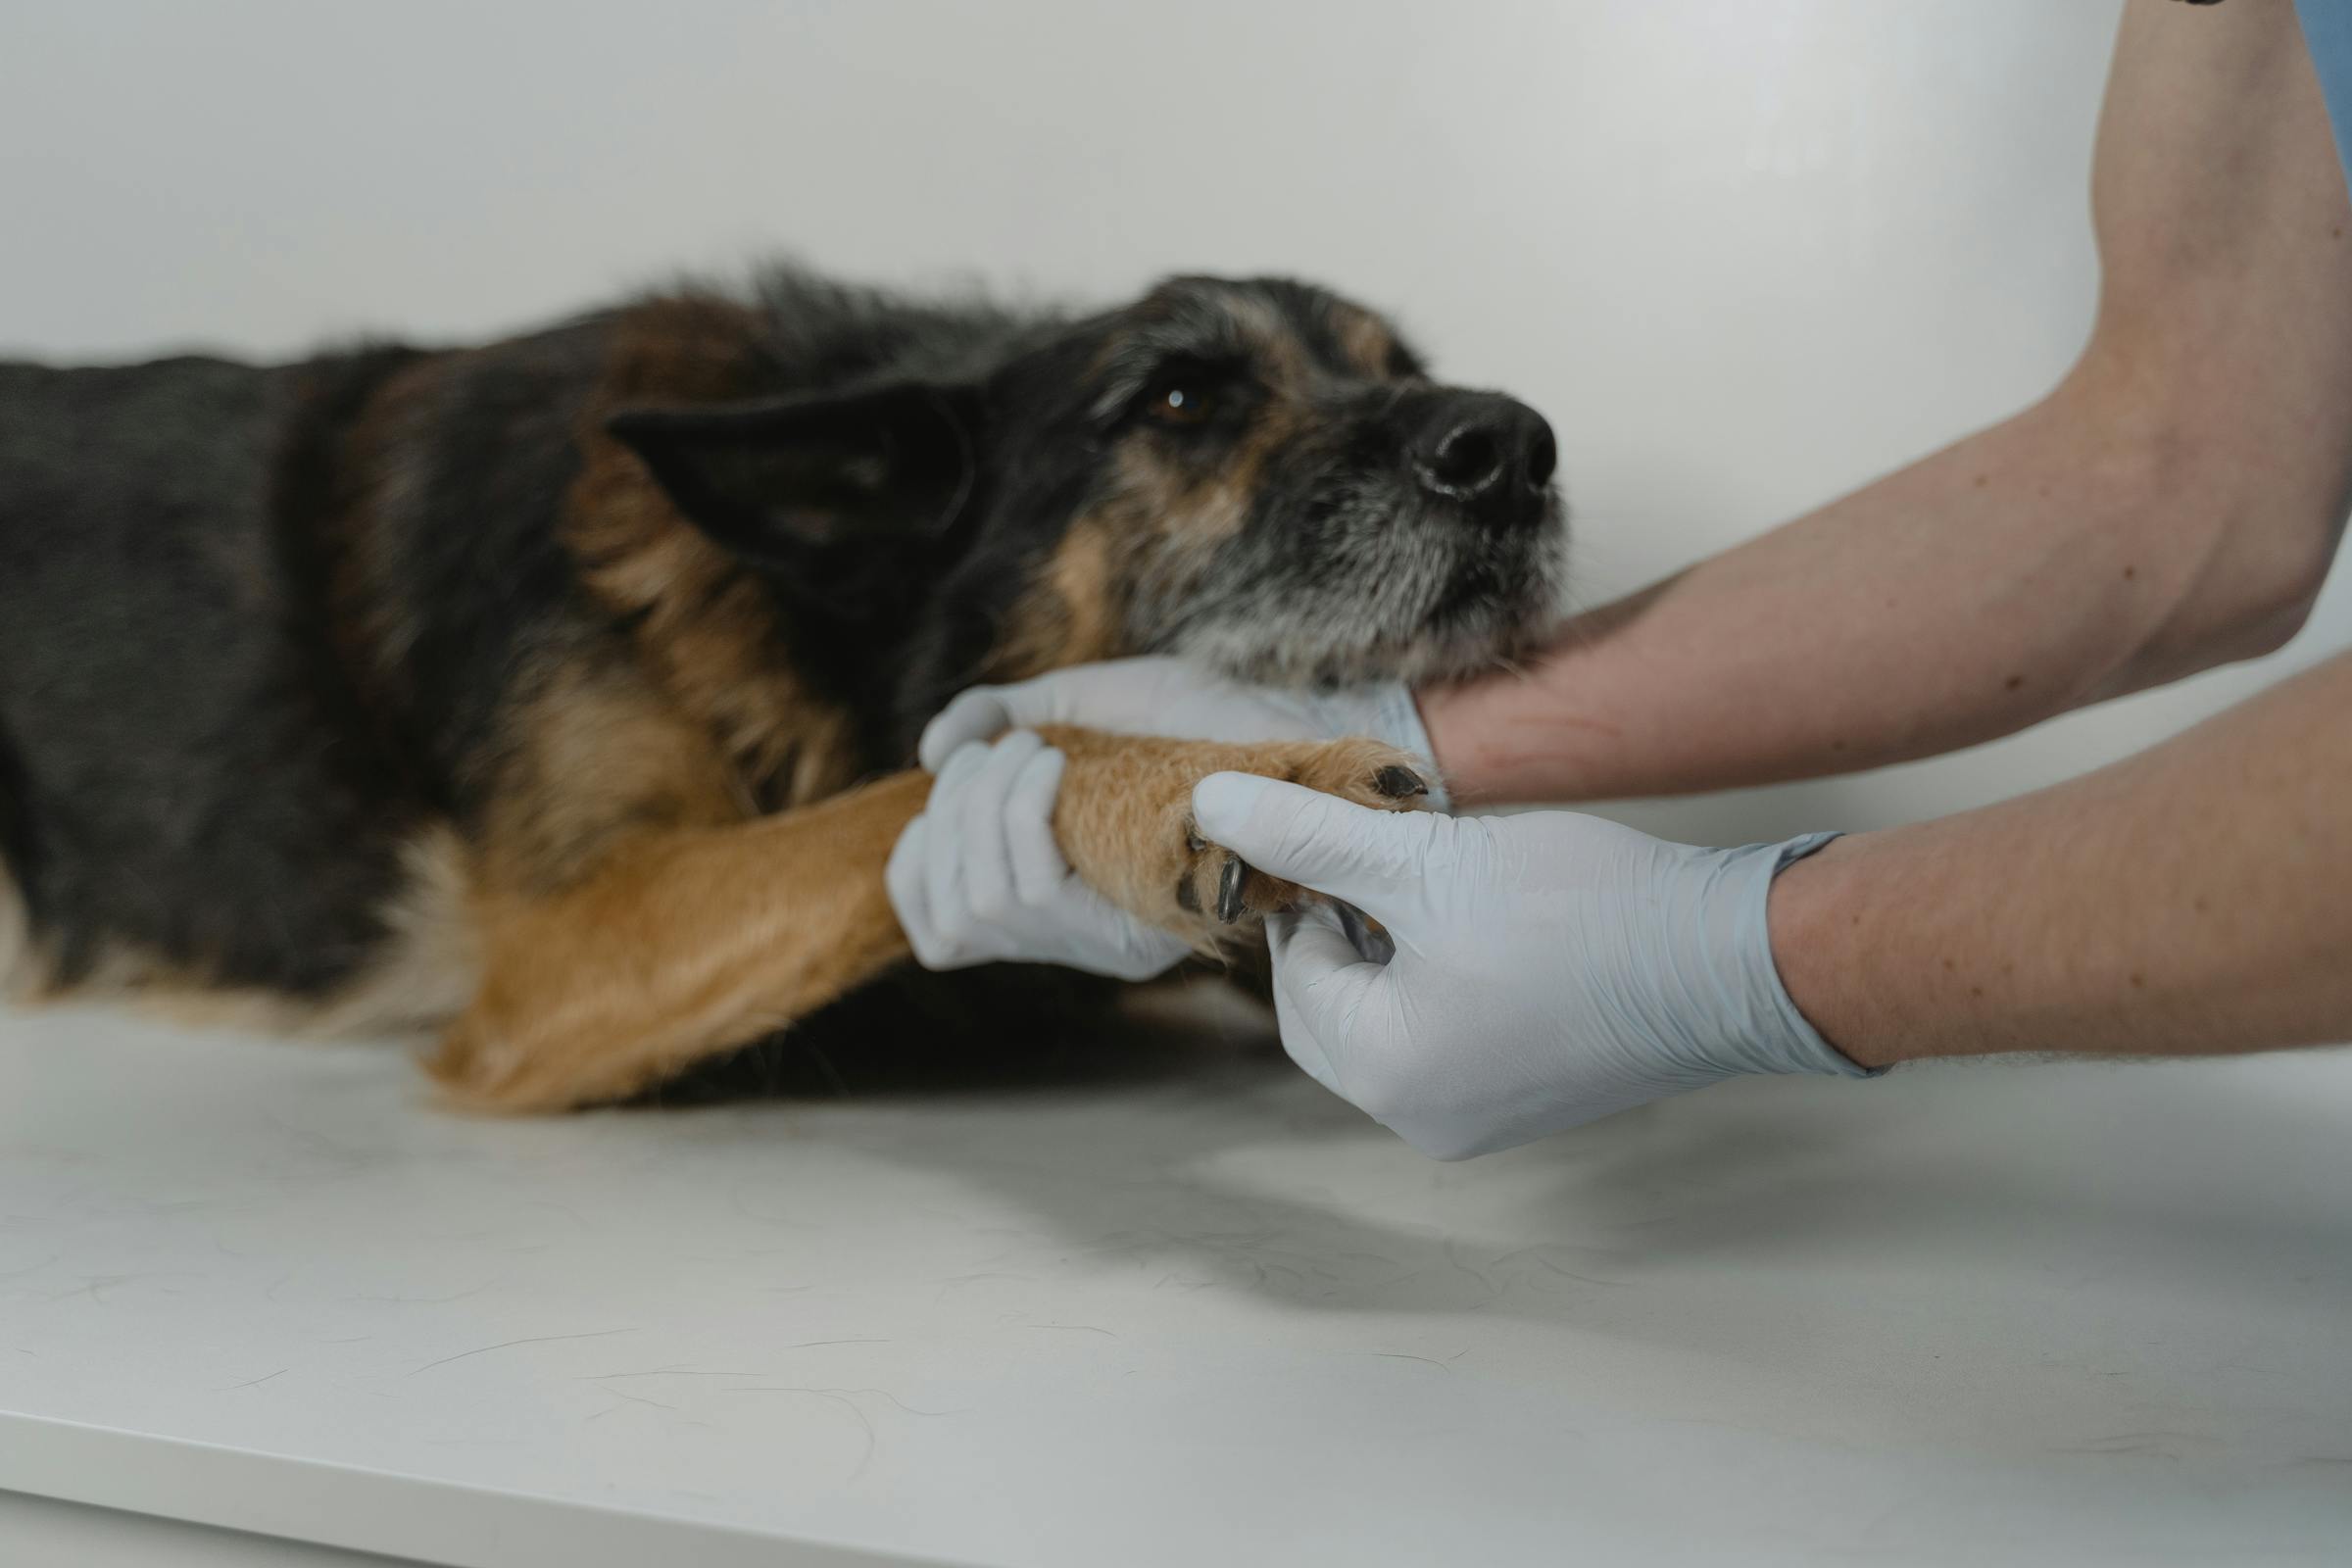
0, 357, 412, 991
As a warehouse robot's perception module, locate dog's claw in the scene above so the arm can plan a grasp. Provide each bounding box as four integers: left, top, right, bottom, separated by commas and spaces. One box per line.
1215, 853, 1250, 923
1333, 899, 1397, 964
1185, 820, 1206, 854
1375, 764, 1428, 800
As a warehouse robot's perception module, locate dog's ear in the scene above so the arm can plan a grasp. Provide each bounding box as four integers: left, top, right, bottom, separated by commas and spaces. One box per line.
606, 382, 979, 566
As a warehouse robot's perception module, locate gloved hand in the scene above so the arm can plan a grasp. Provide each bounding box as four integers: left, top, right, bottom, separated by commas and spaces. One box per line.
892, 657, 1442, 981
887, 728, 1193, 981
918, 657, 1446, 806
1190, 772, 1879, 1159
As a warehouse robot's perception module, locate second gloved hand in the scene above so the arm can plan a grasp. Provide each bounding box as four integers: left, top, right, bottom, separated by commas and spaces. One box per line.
1191, 773, 1879, 1159
888, 729, 1192, 982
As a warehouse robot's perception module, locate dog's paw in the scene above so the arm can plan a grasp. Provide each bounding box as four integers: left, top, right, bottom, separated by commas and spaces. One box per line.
1171, 739, 1428, 928
1035, 726, 1431, 945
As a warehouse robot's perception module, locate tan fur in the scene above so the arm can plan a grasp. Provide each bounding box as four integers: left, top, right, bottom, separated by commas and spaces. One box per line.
564, 300, 861, 808
1089, 395, 1314, 640
432, 768, 932, 1111
478, 655, 747, 892
1331, 305, 1401, 379
1223, 291, 1310, 387
318, 826, 481, 1033
328, 354, 450, 692
985, 331, 1317, 685
1039, 726, 1429, 949
989, 519, 1123, 683
0, 856, 39, 1002
1065, 284, 1326, 628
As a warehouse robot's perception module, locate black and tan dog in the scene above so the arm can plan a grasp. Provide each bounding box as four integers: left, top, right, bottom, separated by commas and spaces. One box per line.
0, 268, 1566, 1110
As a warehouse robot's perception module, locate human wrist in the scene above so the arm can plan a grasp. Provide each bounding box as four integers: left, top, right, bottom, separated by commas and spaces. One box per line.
1411, 677, 1495, 806
1706, 832, 1880, 1081
1413, 667, 1599, 808
1764, 833, 1906, 1071
1743, 833, 1881, 1079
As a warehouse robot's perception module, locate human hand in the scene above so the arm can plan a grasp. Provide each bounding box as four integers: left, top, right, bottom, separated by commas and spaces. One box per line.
887, 730, 1193, 981
1189, 773, 1876, 1158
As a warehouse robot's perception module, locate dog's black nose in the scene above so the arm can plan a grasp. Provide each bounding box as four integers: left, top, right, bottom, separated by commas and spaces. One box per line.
1409, 392, 1556, 524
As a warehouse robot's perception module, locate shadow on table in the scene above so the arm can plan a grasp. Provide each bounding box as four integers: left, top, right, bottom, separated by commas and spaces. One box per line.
768, 1036, 2352, 1339
631, 963, 1278, 1104
612, 958, 2352, 1351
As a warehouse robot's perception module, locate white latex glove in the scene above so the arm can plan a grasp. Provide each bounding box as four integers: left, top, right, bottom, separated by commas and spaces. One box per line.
887, 729, 1191, 981
917, 657, 1446, 807
1190, 772, 1879, 1160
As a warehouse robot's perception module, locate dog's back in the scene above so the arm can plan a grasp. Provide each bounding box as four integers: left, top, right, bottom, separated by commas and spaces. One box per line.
0, 282, 1032, 1019
0, 274, 1029, 1020
0, 354, 416, 997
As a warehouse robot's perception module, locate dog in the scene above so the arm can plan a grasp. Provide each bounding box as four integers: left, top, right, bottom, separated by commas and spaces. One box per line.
0, 267, 1567, 1109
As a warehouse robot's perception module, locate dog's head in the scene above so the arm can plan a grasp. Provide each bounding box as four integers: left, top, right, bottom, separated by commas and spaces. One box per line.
609, 275, 1566, 693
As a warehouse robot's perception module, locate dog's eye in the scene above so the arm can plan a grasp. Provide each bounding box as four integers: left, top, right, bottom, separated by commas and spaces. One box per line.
1134, 355, 1238, 429
1144, 378, 1215, 427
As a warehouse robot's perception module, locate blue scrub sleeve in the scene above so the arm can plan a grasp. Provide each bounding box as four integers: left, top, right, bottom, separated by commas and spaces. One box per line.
2297, 0, 2352, 194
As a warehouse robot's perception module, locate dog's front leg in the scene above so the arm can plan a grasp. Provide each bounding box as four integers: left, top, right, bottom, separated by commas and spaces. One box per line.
430, 771, 931, 1112
428, 728, 1429, 1113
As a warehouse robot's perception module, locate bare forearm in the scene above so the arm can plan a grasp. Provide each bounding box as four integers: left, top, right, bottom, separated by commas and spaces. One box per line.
1424, 379, 2267, 804
1770, 651, 2352, 1067
1424, 0, 2352, 808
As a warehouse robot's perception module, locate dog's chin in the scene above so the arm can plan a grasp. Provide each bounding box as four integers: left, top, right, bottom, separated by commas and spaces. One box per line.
1195, 611, 1543, 691
1151, 494, 1569, 692
1173, 572, 1565, 692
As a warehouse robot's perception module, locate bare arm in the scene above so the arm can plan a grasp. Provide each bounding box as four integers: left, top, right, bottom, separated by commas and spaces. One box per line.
1770, 648, 2352, 1064
1425, 0, 2352, 805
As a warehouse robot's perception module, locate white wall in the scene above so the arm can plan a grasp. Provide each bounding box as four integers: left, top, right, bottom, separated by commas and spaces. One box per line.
5, 0, 2345, 839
